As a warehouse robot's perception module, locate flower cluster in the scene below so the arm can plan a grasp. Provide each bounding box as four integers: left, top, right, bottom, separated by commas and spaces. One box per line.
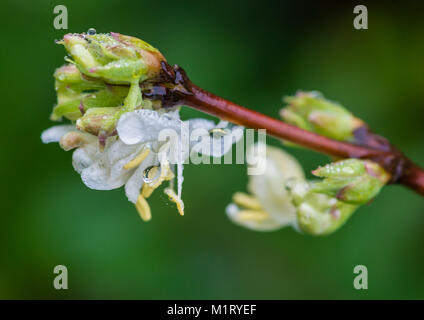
227, 92, 390, 235
43, 31, 390, 234
42, 31, 242, 220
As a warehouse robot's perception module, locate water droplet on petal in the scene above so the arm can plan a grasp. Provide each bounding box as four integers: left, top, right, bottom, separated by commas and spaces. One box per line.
143, 165, 160, 183
87, 28, 96, 35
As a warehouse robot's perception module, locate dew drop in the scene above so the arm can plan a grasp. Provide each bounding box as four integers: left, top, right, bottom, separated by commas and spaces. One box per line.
87, 28, 96, 35
143, 165, 160, 183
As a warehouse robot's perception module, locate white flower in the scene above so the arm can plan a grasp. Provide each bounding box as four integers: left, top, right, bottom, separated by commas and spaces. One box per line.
226, 142, 305, 231
42, 109, 243, 221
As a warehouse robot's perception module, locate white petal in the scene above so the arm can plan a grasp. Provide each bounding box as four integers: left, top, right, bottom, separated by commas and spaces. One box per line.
41, 125, 76, 144
73, 148, 93, 174
106, 139, 146, 182
188, 119, 244, 157
117, 109, 182, 145
107, 139, 141, 163
218, 126, 244, 156
125, 152, 157, 203
186, 118, 215, 131
225, 203, 284, 232
247, 143, 305, 227
76, 138, 142, 191
80, 158, 131, 190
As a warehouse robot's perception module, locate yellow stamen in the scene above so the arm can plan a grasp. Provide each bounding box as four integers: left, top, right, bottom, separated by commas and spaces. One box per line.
135, 194, 152, 221
141, 184, 155, 198
237, 210, 269, 222
124, 149, 150, 170
209, 128, 228, 137
164, 188, 185, 216
232, 192, 263, 210
141, 166, 159, 198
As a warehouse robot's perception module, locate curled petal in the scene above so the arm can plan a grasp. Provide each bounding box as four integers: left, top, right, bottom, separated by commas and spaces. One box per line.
72, 143, 100, 174
247, 143, 304, 227
41, 125, 76, 144
74, 138, 142, 191
188, 119, 244, 157
80, 159, 132, 190
117, 109, 182, 145
225, 203, 283, 232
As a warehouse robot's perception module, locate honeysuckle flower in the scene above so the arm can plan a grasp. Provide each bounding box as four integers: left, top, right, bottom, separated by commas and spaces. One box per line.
280, 91, 363, 141
226, 142, 305, 231
42, 109, 243, 221
44, 30, 245, 221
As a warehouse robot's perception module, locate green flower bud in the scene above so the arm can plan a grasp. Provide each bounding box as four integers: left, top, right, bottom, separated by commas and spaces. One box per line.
55, 31, 167, 134
288, 181, 358, 236
61, 32, 165, 84
311, 159, 390, 204
297, 195, 358, 236
51, 64, 128, 121
76, 107, 121, 136
280, 91, 363, 141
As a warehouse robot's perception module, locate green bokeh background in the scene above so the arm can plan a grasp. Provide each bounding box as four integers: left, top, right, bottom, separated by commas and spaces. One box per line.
1, 0, 424, 299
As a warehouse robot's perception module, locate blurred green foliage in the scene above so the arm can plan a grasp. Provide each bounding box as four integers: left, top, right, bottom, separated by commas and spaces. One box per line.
1, 0, 423, 299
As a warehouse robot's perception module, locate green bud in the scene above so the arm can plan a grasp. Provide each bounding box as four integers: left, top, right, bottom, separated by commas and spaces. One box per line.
51, 64, 128, 121
288, 181, 358, 236
54, 64, 104, 91
311, 159, 390, 204
56, 31, 167, 134
76, 107, 121, 136
61, 32, 165, 84
297, 194, 358, 236
280, 91, 363, 141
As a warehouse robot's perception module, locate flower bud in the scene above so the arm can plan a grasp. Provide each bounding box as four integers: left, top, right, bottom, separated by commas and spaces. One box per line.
61, 32, 165, 83
297, 194, 358, 236
311, 159, 390, 204
52, 64, 102, 120
288, 181, 358, 235
109, 32, 165, 77
280, 91, 363, 141
51, 64, 129, 121
59, 131, 96, 151
76, 107, 120, 136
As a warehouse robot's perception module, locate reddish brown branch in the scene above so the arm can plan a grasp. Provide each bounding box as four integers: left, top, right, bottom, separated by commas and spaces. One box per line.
400, 162, 424, 195
142, 62, 424, 197
184, 83, 379, 159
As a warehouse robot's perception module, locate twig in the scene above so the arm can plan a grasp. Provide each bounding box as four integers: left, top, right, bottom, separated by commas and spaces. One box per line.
141, 62, 424, 197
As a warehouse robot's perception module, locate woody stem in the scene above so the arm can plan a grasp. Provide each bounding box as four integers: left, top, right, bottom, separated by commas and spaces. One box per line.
181, 83, 424, 197
142, 62, 424, 197
183, 83, 378, 159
